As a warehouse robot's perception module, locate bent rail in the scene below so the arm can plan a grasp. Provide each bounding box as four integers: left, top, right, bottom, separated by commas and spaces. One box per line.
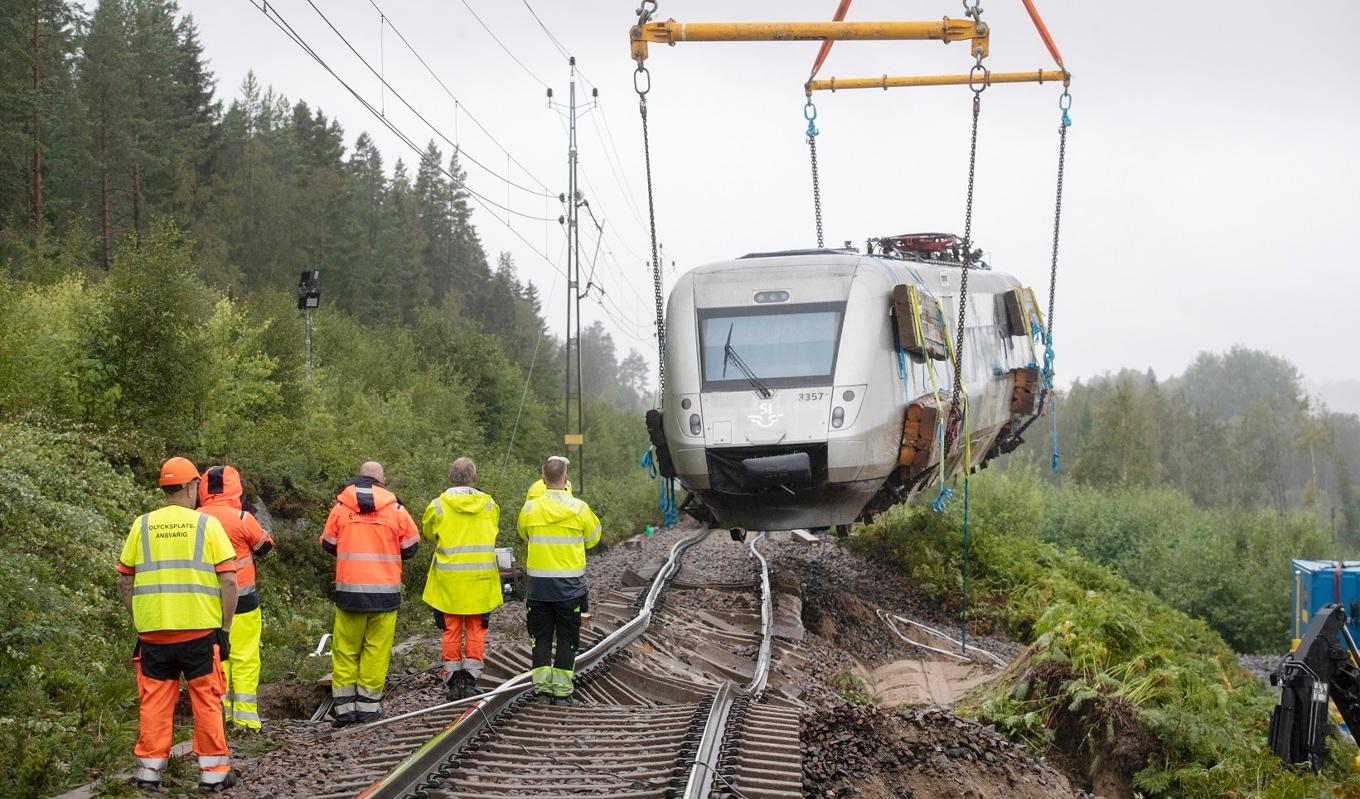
358, 527, 712, 799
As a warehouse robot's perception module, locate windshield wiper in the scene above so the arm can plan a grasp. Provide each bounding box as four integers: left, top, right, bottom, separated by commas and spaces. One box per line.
722, 324, 772, 399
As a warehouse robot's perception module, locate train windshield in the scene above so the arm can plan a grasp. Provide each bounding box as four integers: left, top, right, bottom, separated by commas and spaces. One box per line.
698, 302, 845, 390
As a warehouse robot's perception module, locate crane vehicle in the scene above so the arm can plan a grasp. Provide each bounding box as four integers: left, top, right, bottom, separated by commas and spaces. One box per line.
1269, 603, 1360, 771
647, 236, 1047, 532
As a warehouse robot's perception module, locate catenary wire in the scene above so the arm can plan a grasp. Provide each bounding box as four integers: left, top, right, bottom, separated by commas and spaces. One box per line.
367, 0, 554, 193
302, 0, 553, 200
455, 0, 550, 90
248, 0, 568, 277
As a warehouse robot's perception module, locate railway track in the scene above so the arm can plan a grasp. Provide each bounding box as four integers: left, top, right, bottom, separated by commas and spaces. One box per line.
306, 528, 801, 799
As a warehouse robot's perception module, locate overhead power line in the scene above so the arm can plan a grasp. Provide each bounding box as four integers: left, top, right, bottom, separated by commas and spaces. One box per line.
247, 0, 569, 280
519, 0, 571, 60
455, 0, 550, 89
301, 0, 552, 200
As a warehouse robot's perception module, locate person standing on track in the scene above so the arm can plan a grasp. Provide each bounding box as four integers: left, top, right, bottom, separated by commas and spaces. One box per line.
517, 456, 601, 704
115, 457, 239, 791
198, 464, 274, 731
421, 457, 503, 701
320, 461, 420, 726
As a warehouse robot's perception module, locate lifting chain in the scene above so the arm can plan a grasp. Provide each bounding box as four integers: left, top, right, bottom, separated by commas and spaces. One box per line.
945, 8, 989, 455
634, 31, 665, 395
805, 94, 825, 249
1046, 82, 1070, 346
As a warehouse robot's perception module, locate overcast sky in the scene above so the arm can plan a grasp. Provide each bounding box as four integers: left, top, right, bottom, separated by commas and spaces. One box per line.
182, 0, 1359, 395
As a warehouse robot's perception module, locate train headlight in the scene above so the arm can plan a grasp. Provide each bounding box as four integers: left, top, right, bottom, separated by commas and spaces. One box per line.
689, 413, 702, 435
831, 407, 845, 429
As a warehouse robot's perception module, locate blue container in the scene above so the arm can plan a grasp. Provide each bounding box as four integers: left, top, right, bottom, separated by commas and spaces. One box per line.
1291, 560, 1360, 648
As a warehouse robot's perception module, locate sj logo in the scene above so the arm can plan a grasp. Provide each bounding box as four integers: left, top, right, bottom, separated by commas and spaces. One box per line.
748, 402, 783, 429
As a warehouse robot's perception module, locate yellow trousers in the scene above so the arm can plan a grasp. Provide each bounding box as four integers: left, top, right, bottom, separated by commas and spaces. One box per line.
222, 607, 263, 729
331, 609, 397, 719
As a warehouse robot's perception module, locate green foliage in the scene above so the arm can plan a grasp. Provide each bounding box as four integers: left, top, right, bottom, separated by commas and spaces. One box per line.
854, 472, 1360, 798
829, 670, 878, 706
0, 421, 153, 798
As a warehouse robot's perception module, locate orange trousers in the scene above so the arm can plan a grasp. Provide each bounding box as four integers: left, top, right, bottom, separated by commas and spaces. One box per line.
131, 632, 231, 786
440, 613, 488, 680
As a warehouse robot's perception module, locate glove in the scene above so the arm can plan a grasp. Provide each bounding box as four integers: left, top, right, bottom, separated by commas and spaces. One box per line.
217, 628, 232, 661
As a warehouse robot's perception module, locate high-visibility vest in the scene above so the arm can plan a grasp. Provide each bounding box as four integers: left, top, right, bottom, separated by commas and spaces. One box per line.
421, 488, 504, 615
517, 490, 602, 579
321, 479, 420, 612
119, 505, 235, 633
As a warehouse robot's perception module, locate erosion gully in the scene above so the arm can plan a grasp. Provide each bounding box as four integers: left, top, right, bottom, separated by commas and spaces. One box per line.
311, 529, 802, 799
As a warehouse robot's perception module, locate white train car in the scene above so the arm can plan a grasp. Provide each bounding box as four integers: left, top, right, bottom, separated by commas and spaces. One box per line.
646, 237, 1047, 533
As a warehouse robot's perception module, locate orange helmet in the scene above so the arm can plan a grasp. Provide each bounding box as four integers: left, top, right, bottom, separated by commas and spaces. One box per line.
158, 456, 200, 488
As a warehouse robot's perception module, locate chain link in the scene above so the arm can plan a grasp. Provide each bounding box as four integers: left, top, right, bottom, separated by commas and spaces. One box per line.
808, 137, 824, 249
805, 98, 824, 249
944, 31, 987, 458
638, 93, 665, 394
1047, 120, 1066, 342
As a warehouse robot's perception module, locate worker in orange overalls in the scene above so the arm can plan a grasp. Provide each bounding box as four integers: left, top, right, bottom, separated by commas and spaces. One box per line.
320, 461, 420, 726
115, 457, 239, 791
199, 465, 274, 730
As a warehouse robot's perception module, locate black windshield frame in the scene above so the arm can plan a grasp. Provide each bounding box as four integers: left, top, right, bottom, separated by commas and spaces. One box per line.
696, 301, 847, 392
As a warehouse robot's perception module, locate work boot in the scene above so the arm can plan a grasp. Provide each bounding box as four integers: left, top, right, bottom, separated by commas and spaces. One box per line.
355, 710, 381, 724
463, 674, 485, 698
199, 770, 240, 792
550, 694, 581, 707
131, 777, 161, 792
445, 673, 465, 702
331, 711, 358, 728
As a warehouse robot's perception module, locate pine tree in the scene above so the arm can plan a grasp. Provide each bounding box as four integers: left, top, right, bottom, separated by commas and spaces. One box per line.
79, 0, 134, 268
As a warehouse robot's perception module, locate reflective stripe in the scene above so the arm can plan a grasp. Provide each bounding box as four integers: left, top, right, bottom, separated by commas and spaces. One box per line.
322, 534, 338, 545
357, 688, 383, 700
233, 692, 258, 703
199, 755, 231, 767
200, 771, 230, 783
140, 514, 151, 565
332, 686, 357, 697
134, 767, 161, 783
193, 514, 207, 561
434, 561, 499, 572
527, 535, 583, 545
252, 537, 272, 552
442, 660, 459, 673
132, 583, 221, 597
355, 700, 381, 713
432, 498, 443, 516
436, 545, 496, 555
236, 554, 253, 569
336, 552, 402, 562
229, 710, 260, 723
590, 524, 602, 538
138, 757, 169, 768
335, 582, 402, 593
526, 567, 586, 578
462, 658, 484, 672
135, 559, 216, 573
238, 583, 258, 596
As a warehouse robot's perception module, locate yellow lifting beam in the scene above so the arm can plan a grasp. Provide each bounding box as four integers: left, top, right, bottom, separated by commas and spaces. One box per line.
629, 18, 988, 63
809, 69, 1069, 92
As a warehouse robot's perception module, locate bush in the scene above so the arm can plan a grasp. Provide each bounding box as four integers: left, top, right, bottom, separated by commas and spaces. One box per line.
852, 471, 1360, 798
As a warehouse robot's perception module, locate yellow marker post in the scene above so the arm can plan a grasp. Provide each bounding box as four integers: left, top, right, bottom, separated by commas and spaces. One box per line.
631, 18, 988, 63
564, 434, 584, 447
809, 69, 1069, 92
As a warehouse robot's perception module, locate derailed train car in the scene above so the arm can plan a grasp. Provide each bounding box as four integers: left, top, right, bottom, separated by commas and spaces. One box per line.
646, 234, 1047, 533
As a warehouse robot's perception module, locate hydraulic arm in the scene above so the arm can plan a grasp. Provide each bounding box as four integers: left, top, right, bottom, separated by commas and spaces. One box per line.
1269, 603, 1360, 771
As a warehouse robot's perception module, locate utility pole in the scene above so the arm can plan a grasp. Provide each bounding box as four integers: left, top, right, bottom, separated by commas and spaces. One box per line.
556, 57, 593, 495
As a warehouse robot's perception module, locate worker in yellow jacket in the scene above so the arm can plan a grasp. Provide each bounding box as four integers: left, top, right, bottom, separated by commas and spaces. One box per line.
421, 457, 503, 700
525, 476, 572, 502
517, 455, 601, 704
